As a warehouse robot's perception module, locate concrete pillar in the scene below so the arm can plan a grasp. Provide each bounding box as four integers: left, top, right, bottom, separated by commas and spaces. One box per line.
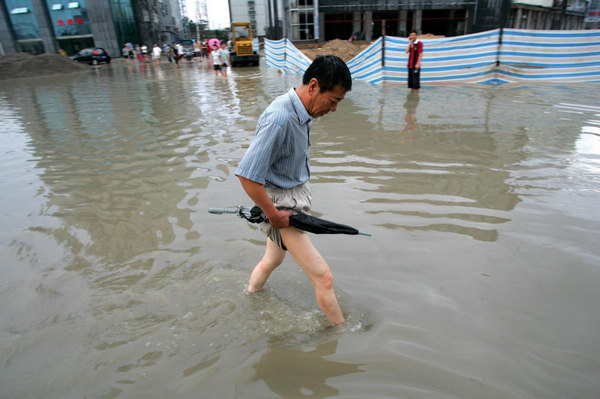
353, 11, 361, 35
398, 10, 407, 37
515, 8, 522, 29
0, 4, 18, 54
291, 9, 299, 40
448, 9, 455, 35
30, 0, 58, 53
364, 11, 372, 41
86, 1, 120, 59
413, 9, 422, 33
319, 12, 325, 42
313, 0, 319, 41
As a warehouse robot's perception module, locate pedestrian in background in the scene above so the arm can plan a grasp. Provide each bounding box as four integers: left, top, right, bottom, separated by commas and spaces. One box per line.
201, 39, 209, 66
406, 30, 423, 94
193, 40, 201, 63
126, 42, 134, 60
219, 42, 229, 77
176, 42, 184, 61
212, 44, 225, 77
135, 44, 143, 63
141, 44, 149, 62
152, 43, 162, 67
164, 43, 172, 63
172, 42, 180, 69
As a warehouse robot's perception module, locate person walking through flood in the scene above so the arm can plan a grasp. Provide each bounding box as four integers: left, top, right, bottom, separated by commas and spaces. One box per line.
218, 42, 229, 77
135, 44, 143, 63
122, 44, 130, 64
141, 44, 149, 62
152, 43, 162, 67
211, 44, 226, 77
172, 42, 181, 69
406, 30, 423, 94
235, 55, 352, 325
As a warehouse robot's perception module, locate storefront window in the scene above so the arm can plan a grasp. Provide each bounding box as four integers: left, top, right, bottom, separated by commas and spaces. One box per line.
6, 0, 40, 40
45, 0, 91, 36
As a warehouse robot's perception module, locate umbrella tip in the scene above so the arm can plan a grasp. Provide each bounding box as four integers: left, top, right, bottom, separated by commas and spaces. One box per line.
358, 231, 372, 237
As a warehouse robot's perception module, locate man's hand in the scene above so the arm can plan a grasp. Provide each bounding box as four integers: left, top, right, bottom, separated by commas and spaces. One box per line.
238, 176, 292, 228
265, 209, 292, 229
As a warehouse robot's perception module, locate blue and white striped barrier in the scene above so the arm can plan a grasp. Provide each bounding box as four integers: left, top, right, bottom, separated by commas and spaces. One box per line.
264, 29, 600, 85
264, 38, 311, 76
497, 29, 600, 84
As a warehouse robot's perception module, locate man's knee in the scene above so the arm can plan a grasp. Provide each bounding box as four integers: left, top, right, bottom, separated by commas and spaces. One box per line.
261, 254, 284, 271
313, 269, 334, 291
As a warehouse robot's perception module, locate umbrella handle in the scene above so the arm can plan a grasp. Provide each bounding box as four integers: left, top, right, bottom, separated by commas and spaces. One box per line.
208, 207, 239, 214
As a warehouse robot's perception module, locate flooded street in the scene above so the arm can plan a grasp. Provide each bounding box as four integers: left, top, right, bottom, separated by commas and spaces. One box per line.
1, 59, 599, 398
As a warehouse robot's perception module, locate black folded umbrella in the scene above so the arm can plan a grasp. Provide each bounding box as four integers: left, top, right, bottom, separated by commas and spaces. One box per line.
209, 206, 371, 236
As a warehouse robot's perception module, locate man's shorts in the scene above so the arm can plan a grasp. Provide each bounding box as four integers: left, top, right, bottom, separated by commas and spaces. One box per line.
213, 64, 221, 71
408, 67, 421, 89
259, 183, 312, 250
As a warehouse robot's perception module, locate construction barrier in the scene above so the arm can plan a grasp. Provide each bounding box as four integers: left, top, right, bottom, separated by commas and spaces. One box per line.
497, 29, 600, 84
264, 29, 600, 85
264, 38, 311, 76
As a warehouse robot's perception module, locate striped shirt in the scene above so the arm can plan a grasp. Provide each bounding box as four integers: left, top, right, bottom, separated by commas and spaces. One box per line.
235, 88, 313, 189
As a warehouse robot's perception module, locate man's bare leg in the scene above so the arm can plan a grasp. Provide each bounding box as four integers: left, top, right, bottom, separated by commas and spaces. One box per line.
281, 227, 345, 325
248, 238, 286, 292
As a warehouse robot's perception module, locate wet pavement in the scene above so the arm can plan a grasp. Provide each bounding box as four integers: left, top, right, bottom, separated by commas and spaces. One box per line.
1, 59, 600, 398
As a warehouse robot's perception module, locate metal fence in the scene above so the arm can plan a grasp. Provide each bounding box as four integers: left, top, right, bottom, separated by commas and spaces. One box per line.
264, 29, 600, 85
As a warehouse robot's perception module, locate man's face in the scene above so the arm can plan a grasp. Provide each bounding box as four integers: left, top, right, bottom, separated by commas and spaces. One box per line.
409, 32, 417, 42
307, 81, 346, 118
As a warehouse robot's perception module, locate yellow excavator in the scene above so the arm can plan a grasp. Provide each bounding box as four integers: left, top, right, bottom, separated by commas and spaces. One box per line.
229, 22, 259, 67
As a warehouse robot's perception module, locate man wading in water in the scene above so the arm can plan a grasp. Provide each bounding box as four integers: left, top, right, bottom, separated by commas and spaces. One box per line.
235, 56, 352, 325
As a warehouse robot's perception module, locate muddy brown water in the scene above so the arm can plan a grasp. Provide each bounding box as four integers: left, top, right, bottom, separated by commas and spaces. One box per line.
1, 59, 599, 398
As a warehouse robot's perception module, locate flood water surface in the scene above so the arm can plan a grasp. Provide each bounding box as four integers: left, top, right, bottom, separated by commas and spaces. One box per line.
1, 60, 600, 398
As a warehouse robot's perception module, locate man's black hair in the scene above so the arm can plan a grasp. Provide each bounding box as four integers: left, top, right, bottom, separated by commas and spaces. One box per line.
302, 55, 352, 93
410, 30, 418, 35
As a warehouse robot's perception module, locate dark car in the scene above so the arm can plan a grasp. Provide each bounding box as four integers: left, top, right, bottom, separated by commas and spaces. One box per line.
71, 47, 111, 65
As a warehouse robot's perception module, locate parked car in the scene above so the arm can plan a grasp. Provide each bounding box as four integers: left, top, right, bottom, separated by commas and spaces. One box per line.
71, 47, 111, 65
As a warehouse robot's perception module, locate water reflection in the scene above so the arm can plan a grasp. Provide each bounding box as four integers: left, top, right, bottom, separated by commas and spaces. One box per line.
253, 338, 364, 398
403, 92, 420, 133
312, 84, 524, 241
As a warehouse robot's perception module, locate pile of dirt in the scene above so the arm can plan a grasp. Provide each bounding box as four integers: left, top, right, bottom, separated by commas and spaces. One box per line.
419, 33, 446, 39
298, 34, 445, 62
0, 53, 87, 80
299, 39, 372, 63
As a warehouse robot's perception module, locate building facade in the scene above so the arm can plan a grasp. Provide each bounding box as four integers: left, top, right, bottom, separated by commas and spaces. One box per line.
508, 0, 588, 30
229, 0, 268, 36
0, 0, 183, 56
229, 0, 589, 43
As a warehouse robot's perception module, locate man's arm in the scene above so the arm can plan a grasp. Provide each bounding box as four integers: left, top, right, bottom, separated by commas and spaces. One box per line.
416, 43, 423, 69
238, 176, 292, 228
